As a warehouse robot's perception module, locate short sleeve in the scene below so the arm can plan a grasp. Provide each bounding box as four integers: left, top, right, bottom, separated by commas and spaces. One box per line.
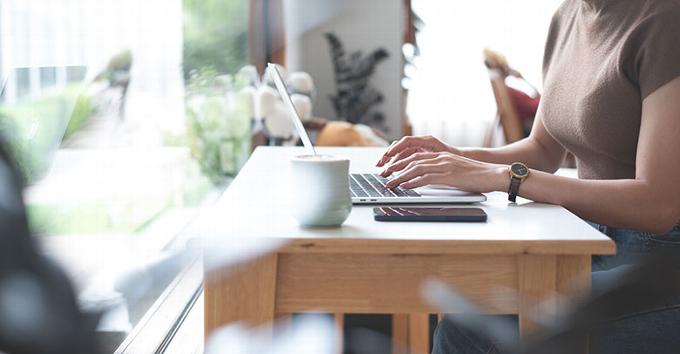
542, 2, 574, 82
630, 7, 680, 99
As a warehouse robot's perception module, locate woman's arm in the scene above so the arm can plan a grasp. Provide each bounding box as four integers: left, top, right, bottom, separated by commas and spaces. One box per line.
518, 77, 680, 234
378, 117, 566, 176
384, 77, 680, 234
459, 117, 566, 173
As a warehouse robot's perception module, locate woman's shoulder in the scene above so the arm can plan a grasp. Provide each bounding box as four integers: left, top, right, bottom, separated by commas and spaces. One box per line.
545, 1, 582, 46
638, 0, 680, 19
543, 1, 580, 77
622, 0, 680, 99
549, 0, 579, 25
625, 0, 680, 46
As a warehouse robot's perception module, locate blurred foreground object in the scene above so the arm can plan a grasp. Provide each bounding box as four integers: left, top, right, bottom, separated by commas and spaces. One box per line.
205, 316, 338, 354
424, 250, 680, 354
0, 138, 97, 354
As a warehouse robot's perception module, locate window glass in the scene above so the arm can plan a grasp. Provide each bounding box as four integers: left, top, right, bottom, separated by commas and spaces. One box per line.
15, 67, 31, 99
66, 65, 87, 83
0, 0, 249, 351
40, 67, 57, 89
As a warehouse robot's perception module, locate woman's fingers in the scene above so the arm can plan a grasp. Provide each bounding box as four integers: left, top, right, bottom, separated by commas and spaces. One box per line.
380, 151, 438, 177
377, 136, 429, 167
385, 161, 445, 188
382, 147, 422, 172
376, 137, 411, 166
400, 172, 449, 189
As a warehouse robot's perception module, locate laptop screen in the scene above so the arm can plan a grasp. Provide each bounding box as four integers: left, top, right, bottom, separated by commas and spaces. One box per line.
267, 63, 317, 156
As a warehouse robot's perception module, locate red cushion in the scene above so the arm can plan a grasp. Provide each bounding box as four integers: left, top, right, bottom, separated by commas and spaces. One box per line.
507, 86, 540, 123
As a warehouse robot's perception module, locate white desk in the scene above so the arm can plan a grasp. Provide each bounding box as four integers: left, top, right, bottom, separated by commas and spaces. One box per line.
201, 147, 616, 352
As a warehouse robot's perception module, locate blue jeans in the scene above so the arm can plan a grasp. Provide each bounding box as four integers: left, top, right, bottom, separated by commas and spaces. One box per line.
431, 223, 680, 354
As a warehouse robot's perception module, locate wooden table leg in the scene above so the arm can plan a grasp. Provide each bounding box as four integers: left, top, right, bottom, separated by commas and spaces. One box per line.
518, 255, 592, 352
204, 253, 278, 337
275, 313, 293, 331
392, 314, 408, 354
518, 254, 557, 337
392, 314, 430, 354
557, 255, 592, 353
556, 255, 592, 305
335, 313, 344, 354
408, 314, 430, 354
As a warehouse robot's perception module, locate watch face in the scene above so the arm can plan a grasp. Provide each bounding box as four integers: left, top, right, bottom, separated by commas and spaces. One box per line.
511, 163, 529, 177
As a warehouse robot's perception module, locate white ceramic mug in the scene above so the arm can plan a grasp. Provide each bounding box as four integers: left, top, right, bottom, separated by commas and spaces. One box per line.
290, 155, 352, 227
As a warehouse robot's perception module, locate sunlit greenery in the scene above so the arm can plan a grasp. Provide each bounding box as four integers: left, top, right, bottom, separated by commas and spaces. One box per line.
185, 68, 251, 183
0, 84, 92, 183
182, 0, 249, 79
183, 0, 251, 183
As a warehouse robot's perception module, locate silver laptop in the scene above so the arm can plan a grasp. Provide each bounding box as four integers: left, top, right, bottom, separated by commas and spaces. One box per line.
267, 63, 486, 204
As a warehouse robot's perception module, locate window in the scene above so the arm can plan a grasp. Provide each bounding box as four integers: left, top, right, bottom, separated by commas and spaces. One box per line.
0, 0, 249, 352
40, 66, 57, 89
15, 67, 30, 99
407, 0, 562, 145
65, 65, 87, 83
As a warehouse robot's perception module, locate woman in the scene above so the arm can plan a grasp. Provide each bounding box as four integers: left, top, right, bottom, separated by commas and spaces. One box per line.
377, 0, 680, 352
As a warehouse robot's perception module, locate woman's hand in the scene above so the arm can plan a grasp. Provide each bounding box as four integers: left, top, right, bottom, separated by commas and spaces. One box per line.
382, 152, 508, 194
376, 135, 460, 167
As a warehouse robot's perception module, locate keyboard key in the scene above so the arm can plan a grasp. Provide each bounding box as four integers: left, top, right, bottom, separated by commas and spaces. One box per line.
354, 174, 382, 197
350, 173, 420, 199
350, 176, 361, 189
403, 188, 420, 197
370, 174, 420, 197
375, 175, 390, 183
350, 176, 369, 197
364, 174, 397, 197
391, 187, 408, 197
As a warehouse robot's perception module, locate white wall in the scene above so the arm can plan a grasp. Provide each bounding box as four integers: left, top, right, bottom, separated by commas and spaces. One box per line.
285, 0, 404, 140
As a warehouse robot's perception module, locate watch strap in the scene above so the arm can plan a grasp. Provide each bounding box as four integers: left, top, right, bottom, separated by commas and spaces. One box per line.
508, 176, 521, 202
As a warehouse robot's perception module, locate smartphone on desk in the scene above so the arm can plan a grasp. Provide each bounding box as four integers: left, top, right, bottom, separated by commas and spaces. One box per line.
373, 207, 487, 222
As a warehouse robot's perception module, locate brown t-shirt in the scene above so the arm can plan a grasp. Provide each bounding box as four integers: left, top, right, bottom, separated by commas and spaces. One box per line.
541, 0, 680, 180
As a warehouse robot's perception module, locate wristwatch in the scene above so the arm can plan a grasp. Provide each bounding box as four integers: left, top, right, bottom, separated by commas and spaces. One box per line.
508, 162, 529, 202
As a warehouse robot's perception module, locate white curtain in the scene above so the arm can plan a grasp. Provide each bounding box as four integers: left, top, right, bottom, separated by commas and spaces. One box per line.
407, 0, 562, 147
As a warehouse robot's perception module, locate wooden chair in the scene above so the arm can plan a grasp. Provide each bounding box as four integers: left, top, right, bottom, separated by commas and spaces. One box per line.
483, 68, 525, 148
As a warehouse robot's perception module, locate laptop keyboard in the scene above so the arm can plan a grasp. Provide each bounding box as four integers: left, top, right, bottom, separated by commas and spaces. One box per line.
350, 173, 420, 199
